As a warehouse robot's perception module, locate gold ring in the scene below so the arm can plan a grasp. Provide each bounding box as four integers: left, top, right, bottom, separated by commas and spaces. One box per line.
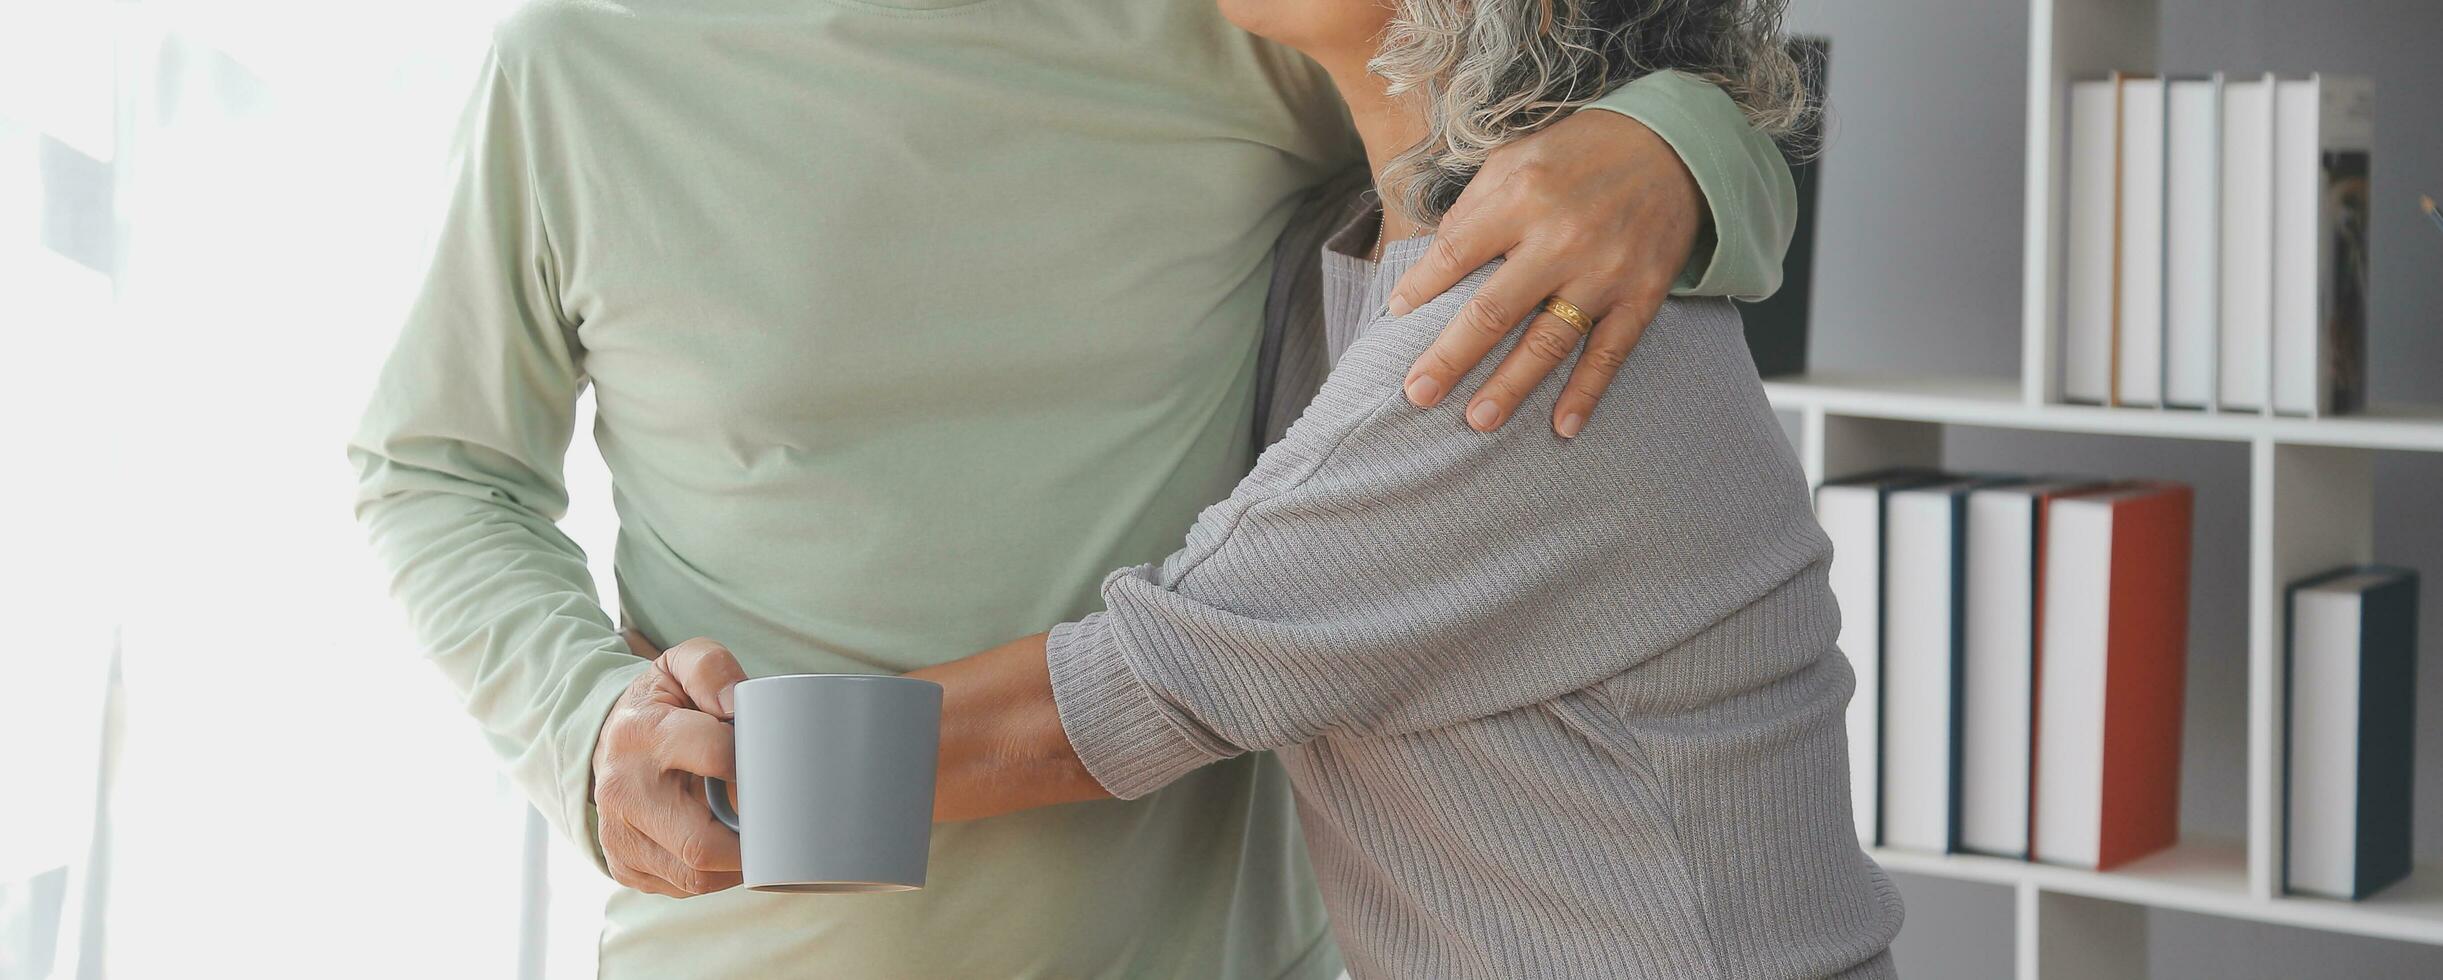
1542, 296, 1594, 335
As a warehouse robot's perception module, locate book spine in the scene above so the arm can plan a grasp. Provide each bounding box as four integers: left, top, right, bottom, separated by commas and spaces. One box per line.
2036, 497, 2112, 866
2317, 76, 2374, 416
2027, 497, 2049, 859
2287, 566, 2370, 897
2352, 574, 2417, 898
2283, 577, 2300, 896
1818, 482, 1899, 847
1962, 493, 2040, 858
1867, 493, 1888, 847
1946, 491, 1970, 853
2117, 78, 2167, 407
1882, 488, 1965, 852
2218, 76, 2275, 411
2163, 77, 2221, 408
2064, 79, 2121, 405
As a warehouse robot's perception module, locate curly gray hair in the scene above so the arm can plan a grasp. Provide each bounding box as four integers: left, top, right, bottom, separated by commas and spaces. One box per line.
1372, 0, 1810, 224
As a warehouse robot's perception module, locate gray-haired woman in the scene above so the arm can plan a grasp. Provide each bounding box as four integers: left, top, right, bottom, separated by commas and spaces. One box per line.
692, 0, 1897, 975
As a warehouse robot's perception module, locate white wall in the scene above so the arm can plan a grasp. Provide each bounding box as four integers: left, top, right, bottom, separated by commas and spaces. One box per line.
1783, 0, 2443, 974
4, 5, 573, 977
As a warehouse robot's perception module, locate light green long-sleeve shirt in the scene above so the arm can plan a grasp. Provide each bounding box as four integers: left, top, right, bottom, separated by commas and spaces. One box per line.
348, 2, 1795, 976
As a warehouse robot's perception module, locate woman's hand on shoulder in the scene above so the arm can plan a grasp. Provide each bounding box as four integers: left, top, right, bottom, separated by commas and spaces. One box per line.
1386, 110, 1702, 439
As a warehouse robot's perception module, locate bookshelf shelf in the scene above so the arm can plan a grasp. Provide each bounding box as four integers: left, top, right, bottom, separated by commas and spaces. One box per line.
1870, 838, 2247, 901
1765, 373, 2443, 453
1868, 841, 2443, 948
2271, 868, 2443, 947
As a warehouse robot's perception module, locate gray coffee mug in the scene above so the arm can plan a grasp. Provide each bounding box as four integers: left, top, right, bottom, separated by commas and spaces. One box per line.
705, 673, 943, 893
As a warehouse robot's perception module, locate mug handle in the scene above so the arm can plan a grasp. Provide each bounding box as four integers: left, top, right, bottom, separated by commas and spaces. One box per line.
706, 778, 741, 832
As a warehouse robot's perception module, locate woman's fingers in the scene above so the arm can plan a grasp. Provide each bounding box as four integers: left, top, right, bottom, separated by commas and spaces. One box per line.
1464, 279, 1607, 432
1401, 250, 1565, 411
1384, 170, 1514, 317
1552, 293, 1663, 438
1382, 109, 1704, 433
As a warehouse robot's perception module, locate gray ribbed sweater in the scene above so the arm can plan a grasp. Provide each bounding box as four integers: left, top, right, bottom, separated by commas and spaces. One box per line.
1046, 180, 1902, 979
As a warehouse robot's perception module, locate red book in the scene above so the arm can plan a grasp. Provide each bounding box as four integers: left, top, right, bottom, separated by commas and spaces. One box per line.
2033, 481, 2193, 869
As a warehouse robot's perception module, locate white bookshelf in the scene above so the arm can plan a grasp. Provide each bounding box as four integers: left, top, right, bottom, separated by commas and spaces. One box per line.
1776, 372, 2443, 976
1770, 2, 2441, 974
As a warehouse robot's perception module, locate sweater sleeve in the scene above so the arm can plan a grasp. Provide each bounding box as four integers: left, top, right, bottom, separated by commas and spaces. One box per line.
1046, 286, 1828, 800
1583, 70, 1798, 301
348, 48, 646, 873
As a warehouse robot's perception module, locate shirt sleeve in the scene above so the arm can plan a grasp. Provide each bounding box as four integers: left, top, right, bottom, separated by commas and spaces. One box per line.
348, 47, 647, 874
1582, 70, 1798, 301
1045, 290, 1827, 801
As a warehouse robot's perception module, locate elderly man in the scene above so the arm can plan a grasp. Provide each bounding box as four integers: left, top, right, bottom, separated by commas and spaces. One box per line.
351, 0, 1796, 975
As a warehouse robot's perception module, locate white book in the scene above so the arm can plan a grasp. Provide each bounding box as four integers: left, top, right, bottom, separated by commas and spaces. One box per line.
2270, 75, 2374, 417
2218, 76, 2275, 412
2036, 497, 2112, 866
1961, 479, 2102, 858
1882, 478, 1990, 854
2117, 78, 2166, 407
2162, 77, 2220, 408
1817, 470, 1939, 845
2063, 78, 2121, 405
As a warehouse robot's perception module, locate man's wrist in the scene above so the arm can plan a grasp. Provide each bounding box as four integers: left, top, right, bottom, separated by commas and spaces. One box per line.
915, 632, 1107, 822
568, 657, 654, 877
1581, 69, 1796, 300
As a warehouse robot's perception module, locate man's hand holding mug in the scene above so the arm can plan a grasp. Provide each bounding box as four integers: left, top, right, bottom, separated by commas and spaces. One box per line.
591, 636, 749, 898
593, 631, 945, 897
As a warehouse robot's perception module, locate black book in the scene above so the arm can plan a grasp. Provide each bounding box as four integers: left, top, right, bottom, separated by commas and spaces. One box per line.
1736, 36, 1828, 378
2284, 565, 2419, 900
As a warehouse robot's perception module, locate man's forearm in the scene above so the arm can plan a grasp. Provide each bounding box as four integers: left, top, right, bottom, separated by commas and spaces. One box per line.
1580, 69, 1798, 300
909, 632, 1111, 822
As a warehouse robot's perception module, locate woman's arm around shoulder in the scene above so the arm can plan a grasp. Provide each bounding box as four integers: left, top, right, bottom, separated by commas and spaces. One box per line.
1051, 282, 1824, 799
915, 288, 1820, 816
